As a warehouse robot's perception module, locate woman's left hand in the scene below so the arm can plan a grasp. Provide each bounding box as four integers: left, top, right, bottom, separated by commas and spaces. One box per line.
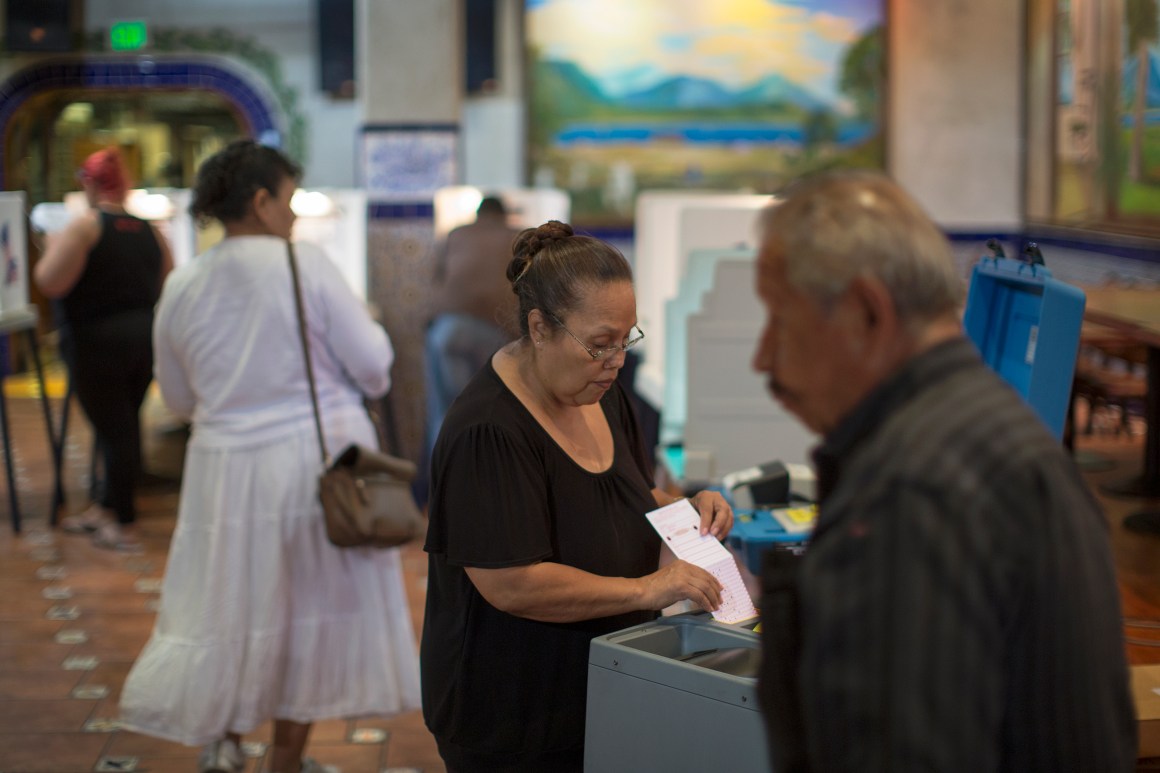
690, 490, 733, 539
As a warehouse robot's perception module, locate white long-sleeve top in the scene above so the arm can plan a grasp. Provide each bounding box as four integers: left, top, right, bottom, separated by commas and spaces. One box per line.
153, 235, 392, 447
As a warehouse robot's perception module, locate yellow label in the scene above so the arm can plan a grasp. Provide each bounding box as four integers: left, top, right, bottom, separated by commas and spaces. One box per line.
781, 505, 817, 524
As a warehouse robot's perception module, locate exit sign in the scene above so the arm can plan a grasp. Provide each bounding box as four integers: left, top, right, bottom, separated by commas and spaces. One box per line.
109, 20, 147, 51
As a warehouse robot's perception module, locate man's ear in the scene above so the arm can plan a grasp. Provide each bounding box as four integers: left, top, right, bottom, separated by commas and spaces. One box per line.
844, 275, 904, 366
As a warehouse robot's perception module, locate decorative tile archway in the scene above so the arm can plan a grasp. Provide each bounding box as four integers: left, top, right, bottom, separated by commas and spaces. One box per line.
0, 55, 286, 188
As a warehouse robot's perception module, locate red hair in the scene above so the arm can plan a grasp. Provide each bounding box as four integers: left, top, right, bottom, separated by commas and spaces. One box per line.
79, 148, 130, 199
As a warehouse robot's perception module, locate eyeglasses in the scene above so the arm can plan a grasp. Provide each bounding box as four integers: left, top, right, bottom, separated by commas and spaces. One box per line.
549, 315, 645, 361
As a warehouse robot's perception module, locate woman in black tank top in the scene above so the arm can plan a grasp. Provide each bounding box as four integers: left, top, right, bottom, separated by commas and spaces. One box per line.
34, 148, 174, 552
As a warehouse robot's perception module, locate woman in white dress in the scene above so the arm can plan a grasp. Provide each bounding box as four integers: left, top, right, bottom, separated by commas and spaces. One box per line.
120, 140, 421, 773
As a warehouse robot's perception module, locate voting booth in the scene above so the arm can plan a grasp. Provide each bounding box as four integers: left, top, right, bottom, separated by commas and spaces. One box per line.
0, 192, 30, 317
432, 185, 570, 239
50, 188, 199, 269
290, 188, 369, 300
632, 191, 773, 411
963, 255, 1086, 440
585, 613, 770, 773
43, 188, 372, 300
631, 192, 815, 488
679, 255, 816, 484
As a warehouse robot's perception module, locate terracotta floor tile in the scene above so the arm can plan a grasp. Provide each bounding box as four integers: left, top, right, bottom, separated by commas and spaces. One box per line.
302, 740, 384, 772
77, 661, 134, 704
307, 717, 352, 743
0, 698, 95, 732
70, 613, 155, 658
0, 668, 83, 699
104, 727, 199, 758
72, 592, 159, 616
0, 732, 108, 773
44, 566, 144, 594
0, 617, 63, 644
0, 641, 75, 671
0, 594, 55, 620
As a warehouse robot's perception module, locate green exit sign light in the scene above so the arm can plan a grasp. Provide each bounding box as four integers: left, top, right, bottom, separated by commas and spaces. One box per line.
110, 20, 147, 51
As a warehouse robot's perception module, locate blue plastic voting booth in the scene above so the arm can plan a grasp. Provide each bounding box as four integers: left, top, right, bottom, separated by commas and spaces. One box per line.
963, 255, 1086, 440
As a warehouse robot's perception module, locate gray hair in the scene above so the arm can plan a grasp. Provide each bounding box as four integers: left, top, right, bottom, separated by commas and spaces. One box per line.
758, 169, 964, 323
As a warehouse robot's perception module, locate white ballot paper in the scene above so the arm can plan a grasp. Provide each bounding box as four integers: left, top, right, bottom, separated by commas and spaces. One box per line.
646, 499, 759, 625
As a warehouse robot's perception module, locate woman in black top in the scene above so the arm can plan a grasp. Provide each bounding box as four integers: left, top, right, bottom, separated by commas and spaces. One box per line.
421, 220, 734, 772
35, 148, 173, 552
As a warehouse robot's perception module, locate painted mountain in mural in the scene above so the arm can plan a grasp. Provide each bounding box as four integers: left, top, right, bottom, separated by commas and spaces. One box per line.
538, 59, 830, 113
621, 75, 736, 109
736, 74, 829, 112
535, 59, 611, 110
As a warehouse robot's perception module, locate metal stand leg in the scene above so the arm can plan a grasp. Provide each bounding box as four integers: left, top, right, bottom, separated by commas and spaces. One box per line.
53, 374, 75, 521
25, 330, 64, 526
0, 373, 21, 533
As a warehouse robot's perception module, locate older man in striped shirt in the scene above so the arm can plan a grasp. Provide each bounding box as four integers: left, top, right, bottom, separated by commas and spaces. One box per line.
753, 170, 1136, 772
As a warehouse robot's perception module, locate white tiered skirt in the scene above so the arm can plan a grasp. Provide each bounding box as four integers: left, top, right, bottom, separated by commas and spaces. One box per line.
119, 410, 421, 746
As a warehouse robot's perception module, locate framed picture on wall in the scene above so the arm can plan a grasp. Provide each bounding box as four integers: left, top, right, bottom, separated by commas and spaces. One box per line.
1049, 0, 1160, 235
525, 0, 886, 226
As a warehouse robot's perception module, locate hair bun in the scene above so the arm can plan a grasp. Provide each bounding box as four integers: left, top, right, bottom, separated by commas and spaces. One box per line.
518, 220, 573, 259
508, 220, 575, 286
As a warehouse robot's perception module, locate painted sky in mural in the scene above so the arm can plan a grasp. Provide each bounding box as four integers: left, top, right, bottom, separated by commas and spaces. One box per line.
526, 0, 885, 223
528, 0, 880, 117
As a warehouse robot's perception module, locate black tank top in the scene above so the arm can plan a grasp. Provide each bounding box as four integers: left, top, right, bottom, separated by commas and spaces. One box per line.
60, 210, 164, 325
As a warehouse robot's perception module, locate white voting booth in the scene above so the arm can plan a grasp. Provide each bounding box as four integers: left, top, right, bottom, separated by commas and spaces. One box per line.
633, 191, 774, 409
681, 254, 816, 482
37, 188, 371, 301
41, 189, 199, 271
631, 191, 816, 484
0, 191, 57, 534
433, 185, 570, 238
0, 192, 31, 318
290, 189, 369, 300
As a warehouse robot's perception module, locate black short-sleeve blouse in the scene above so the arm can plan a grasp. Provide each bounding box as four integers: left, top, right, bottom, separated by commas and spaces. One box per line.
421, 359, 661, 769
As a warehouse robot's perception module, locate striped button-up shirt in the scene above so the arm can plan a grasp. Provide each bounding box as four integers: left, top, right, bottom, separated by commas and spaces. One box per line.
760, 338, 1136, 772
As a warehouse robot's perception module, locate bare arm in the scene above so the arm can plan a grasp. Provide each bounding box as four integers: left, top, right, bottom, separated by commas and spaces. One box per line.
34, 211, 100, 298
465, 559, 723, 624
151, 223, 175, 286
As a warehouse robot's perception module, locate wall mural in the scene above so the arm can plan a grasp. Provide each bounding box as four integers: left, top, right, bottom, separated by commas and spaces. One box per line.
1054, 0, 1160, 231
526, 0, 885, 226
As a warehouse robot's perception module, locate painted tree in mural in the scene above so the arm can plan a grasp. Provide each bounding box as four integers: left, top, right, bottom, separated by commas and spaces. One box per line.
839, 25, 883, 122
1126, 0, 1158, 183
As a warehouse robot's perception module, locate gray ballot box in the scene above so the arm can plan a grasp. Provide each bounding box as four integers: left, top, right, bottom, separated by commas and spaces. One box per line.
584, 613, 772, 772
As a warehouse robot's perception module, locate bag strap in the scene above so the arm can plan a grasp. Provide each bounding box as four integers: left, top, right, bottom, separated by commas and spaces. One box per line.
287, 241, 330, 465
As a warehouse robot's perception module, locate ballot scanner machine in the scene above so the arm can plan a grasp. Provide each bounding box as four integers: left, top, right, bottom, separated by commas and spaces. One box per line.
585, 613, 771, 773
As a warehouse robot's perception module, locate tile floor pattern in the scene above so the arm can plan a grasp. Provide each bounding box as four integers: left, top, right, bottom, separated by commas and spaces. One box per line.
2, 389, 1160, 771
0, 392, 444, 773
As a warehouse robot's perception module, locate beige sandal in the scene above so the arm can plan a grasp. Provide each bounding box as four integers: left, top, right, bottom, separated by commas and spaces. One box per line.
60, 506, 114, 535
91, 521, 144, 554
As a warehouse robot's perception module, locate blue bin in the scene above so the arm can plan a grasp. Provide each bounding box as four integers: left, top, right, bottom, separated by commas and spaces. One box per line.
962, 256, 1086, 440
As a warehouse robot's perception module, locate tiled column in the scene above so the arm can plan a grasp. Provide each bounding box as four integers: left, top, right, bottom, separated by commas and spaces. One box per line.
356, 0, 462, 464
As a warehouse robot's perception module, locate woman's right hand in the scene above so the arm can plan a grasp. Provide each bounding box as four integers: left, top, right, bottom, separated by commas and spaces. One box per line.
639, 560, 723, 613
